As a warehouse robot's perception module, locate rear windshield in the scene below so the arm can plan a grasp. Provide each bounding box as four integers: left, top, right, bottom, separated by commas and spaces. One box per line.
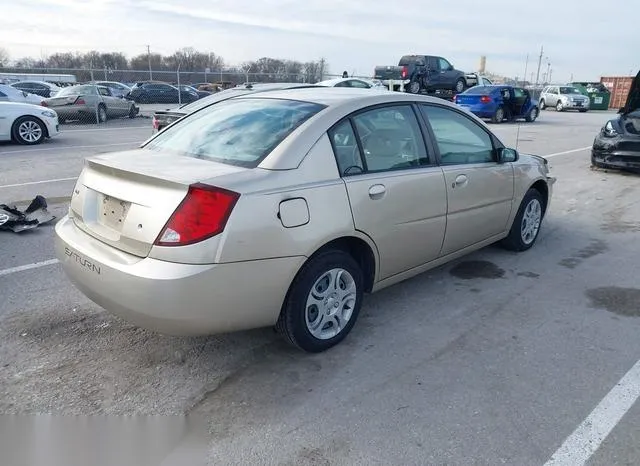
462, 86, 494, 95
57, 85, 98, 96
145, 98, 326, 167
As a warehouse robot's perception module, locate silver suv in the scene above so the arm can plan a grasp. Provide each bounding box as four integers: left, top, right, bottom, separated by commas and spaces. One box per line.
539, 85, 590, 112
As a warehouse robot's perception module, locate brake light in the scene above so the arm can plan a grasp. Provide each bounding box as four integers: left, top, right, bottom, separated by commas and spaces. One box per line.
480, 96, 491, 103
152, 116, 159, 129
75, 98, 86, 105
40, 101, 48, 107
154, 184, 240, 247
401, 66, 408, 79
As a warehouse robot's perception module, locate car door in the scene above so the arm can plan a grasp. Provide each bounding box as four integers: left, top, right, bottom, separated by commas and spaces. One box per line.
550, 87, 560, 106
419, 104, 515, 255
329, 104, 447, 280
97, 86, 125, 116
437, 57, 457, 89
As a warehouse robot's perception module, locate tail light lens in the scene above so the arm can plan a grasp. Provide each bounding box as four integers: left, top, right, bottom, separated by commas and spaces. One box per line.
152, 116, 159, 130
154, 183, 240, 247
480, 96, 492, 103
401, 66, 408, 79
40, 101, 48, 107
75, 98, 86, 105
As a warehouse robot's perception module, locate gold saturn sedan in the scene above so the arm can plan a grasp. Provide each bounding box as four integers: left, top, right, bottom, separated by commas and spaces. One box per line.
55, 88, 555, 353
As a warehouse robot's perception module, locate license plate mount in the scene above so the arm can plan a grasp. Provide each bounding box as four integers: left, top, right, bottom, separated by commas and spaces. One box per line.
99, 195, 130, 230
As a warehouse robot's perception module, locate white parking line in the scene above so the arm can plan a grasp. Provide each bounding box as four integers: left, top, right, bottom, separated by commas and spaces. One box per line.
0, 259, 60, 277
544, 358, 640, 465
0, 177, 77, 189
543, 146, 591, 159
0, 141, 139, 155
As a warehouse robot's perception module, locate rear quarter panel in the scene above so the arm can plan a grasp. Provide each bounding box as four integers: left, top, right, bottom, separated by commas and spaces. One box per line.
511, 155, 551, 219
214, 134, 366, 263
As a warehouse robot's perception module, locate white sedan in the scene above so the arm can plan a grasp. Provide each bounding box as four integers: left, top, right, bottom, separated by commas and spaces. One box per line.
0, 84, 44, 105
315, 77, 384, 89
0, 102, 60, 145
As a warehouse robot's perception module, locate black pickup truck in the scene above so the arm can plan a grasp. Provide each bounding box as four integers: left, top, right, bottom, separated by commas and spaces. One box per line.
374, 55, 467, 94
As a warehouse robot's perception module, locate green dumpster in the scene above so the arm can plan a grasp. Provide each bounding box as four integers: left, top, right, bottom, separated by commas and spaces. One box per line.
570, 82, 611, 110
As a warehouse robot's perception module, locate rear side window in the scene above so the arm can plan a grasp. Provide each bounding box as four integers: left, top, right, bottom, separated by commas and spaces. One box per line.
145, 98, 325, 167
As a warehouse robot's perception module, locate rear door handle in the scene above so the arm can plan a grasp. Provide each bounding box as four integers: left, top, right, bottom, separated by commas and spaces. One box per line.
368, 184, 386, 199
453, 174, 468, 188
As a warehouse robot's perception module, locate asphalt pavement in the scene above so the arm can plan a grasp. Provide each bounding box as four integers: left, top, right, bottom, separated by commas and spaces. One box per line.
2, 108, 640, 465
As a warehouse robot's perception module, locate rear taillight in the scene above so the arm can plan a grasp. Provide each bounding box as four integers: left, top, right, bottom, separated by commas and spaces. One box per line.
154, 184, 240, 247
401, 66, 408, 79
152, 116, 159, 129
40, 101, 48, 107
75, 98, 86, 105
480, 96, 492, 103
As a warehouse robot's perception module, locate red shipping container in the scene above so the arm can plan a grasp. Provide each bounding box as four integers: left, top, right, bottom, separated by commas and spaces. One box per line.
600, 76, 633, 109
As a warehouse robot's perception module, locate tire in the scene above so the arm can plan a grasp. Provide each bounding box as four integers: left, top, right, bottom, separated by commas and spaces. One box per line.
501, 188, 545, 252
11, 116, 46, 145
407, 79, 421, 94
579, 109, 588, 113
96, 104, 107, 123
491, 105, 505, 123
128, 104, 137, 119
539, 99, 546, 110
454, 78, 465, 94
525, 107, 538, 122
276, 249, 364, 353
556, 101, 564, 112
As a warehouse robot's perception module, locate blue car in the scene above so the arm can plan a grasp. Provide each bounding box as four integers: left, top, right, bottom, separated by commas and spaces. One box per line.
454, 85, 539, 123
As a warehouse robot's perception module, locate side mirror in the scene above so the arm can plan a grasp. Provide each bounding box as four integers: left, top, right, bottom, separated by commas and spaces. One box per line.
497, 147, 518, 163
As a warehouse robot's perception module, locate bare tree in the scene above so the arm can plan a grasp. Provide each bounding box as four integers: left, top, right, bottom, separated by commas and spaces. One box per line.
0, 48, 9, 67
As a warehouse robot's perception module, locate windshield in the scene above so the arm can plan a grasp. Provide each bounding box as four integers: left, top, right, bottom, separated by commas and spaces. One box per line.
145, 98, 325, 167
57, 85, 98, 96
560, 87, 581, 94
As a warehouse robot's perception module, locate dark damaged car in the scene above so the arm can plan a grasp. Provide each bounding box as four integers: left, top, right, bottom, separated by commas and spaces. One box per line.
592, 70, 640, 171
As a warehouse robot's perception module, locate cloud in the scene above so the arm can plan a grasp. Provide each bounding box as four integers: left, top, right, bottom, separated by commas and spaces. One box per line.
2, 0, 639, 81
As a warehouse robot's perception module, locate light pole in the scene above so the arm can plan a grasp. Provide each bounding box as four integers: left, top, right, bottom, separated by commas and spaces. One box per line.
146, 45, 153, 80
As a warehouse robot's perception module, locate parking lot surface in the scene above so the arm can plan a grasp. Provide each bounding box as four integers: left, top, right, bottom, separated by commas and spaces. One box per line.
1, 109, 640, 465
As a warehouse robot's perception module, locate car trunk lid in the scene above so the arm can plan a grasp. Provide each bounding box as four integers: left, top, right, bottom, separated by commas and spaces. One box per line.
46, 95, 83, 107
69, 149, 247, 257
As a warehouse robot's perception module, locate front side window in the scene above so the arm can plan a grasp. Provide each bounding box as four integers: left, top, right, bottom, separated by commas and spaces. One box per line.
144, 98, 325, 167
420, 105, 495, 165
439, 58, 452, 70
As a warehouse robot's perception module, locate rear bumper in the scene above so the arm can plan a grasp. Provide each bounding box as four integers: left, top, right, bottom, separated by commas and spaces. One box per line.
54, 215, 305, 336
52, 105, 95, 119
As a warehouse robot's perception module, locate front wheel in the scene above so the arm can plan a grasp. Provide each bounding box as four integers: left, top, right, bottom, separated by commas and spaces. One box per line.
539, 99, 546, 110
276, 250, 364, 353
579, 108, 589, 113
556, 101, 564, 112
12, 116, 46, 145
525, 107, 539, 122
128, 104, 137, 119
501, 188, 545, 252
96, 104, 107, 123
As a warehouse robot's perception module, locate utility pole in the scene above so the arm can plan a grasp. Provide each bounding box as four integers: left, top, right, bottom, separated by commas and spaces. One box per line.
549, 68, 553, 84
546, 61, 551, 84
534, 46, 544, 87
146, 45, 153, 80
522, 53, 529, 86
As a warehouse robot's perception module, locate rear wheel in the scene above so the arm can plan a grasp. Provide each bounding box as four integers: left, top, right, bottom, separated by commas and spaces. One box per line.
556, 101, 564, 112
12, 116, 46, 145
276, 249, 364, 353
96, 104, 107, 123
454, 78, 466, 94
525, 107, 539, 122
407, 79, 421, 94
491, 106, 505, 123
501, 188, 545, 252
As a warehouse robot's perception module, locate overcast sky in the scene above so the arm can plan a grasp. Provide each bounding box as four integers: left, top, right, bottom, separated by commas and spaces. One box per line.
2, 0, 638, 82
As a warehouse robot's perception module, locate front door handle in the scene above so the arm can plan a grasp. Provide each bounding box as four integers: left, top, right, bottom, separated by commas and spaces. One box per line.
453, 174, 468, 188
368, 184, 386, 199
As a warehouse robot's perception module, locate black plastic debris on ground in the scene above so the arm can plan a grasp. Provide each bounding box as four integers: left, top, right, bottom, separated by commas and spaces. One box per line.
0, 195, 57, 233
